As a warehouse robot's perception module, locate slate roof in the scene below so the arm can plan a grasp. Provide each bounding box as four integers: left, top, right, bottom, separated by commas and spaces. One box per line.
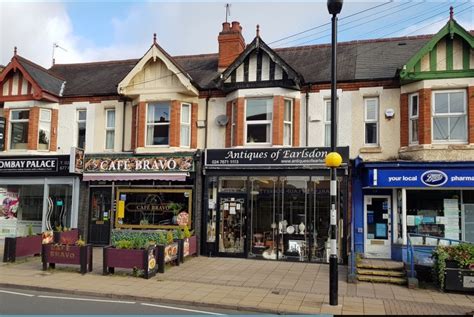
47, 34, 433, 97
17, 56, 65, 95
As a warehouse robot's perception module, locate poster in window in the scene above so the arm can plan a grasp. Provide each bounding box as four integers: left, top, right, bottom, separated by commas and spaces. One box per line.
0, 188, 19, 219
115, 189, 192, 229
375, 223, 387, 238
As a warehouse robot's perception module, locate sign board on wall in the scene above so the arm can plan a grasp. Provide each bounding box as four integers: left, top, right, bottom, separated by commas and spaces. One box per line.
205, 147, 349, 168
69, 147, 84, 174
0, 155, 71, 176
83, 153, 195, 173
370, 168, 474, 188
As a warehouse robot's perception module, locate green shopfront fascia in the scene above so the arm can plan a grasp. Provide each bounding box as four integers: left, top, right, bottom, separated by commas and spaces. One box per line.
202, 147, 349, 263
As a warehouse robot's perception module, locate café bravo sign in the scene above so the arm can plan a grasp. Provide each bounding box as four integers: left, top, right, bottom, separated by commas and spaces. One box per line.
83, 154, 195, 174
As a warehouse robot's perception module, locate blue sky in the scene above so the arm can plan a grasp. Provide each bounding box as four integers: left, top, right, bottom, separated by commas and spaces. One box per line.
0, 1, 472, 68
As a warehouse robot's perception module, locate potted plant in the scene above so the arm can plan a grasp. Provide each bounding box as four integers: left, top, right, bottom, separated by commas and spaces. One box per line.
157, 229, 181, 273
432, 243, 474, 292
53, 226, 80, 245
42, 235, 92, 274
3, 224, 42, 262
103, 230, 162, 279
182, 225, 197, 258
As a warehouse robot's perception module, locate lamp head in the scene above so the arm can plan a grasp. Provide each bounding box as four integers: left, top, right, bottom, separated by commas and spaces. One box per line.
327, 0, 343, 15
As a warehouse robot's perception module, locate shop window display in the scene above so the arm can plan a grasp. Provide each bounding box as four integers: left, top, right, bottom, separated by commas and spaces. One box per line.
406, 190, 464, 244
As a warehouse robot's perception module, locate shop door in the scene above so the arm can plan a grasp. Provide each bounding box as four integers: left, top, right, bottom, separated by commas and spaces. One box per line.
364, 196, 391, 258
217, 194, 247, 257
88, 187, 112, 245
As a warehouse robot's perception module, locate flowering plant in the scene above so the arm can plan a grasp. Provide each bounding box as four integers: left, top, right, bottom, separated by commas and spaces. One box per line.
432, 243, 474, 289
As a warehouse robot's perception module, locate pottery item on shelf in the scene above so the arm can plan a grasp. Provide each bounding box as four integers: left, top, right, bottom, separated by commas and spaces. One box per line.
286, 225, 295, 234
294, 224, 299, 234
299, 222, 305, 235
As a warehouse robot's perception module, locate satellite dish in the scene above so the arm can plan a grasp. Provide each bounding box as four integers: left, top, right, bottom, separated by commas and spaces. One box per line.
215, 115, 229, 126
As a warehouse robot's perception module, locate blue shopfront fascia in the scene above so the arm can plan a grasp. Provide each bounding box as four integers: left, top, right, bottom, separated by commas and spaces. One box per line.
351, 160, 474, 258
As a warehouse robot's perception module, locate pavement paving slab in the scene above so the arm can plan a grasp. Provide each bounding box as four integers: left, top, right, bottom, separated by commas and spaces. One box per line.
1, 246, 473, 315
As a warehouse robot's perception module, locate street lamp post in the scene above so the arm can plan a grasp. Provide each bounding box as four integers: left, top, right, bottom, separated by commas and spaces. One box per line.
326, 0, 343, 307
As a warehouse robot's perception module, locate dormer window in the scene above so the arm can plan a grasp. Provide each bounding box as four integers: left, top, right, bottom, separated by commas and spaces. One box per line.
146, 102, 170, 146
10, 109, 29, 150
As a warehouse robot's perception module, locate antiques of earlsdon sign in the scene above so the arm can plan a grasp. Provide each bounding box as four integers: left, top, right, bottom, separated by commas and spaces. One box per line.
0, 155, 71, 176
83, 153, 195, 173
205, 147, 349, 167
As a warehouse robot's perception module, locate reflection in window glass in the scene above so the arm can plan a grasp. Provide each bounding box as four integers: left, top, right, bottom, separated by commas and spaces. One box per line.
246, 98, 272, 144
433, 90, 467, 142
38, 109, 51, 150
77, 110, 86, 149
147, 103, 170, 145
219, 177, 247, 193
10, 110, 29, 150
0, 185, 43, 221
47, 184, 73, 229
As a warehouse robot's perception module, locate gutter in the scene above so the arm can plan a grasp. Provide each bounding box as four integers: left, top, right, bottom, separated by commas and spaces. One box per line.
204, 90, 210, 149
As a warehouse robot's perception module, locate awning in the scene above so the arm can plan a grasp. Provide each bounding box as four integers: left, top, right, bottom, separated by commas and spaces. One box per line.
82, 173, 189, 182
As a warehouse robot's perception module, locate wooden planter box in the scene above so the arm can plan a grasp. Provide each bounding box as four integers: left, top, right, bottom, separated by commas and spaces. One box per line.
183, 236, 197, 258
42, 244, 92, 274
103, 245, 158, 279
3, 235, 42, 262
157, 241, 181, 273
444, 260, 474, 293
54, 229, 80, 245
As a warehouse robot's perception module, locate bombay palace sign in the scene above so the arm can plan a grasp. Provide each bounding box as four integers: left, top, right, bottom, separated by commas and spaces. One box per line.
83, 153, 195, 174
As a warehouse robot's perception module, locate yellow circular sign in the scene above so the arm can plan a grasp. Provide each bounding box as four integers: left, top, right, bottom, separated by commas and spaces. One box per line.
148, 258, 156, 270
325, 152, 342, 167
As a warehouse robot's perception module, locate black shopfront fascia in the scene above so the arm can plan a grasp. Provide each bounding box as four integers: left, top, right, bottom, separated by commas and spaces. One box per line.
202, 147, 350, 263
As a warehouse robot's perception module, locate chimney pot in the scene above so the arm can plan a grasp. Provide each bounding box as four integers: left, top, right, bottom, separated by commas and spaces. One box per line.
231, 21, 241, 31
222, 22, 231, 32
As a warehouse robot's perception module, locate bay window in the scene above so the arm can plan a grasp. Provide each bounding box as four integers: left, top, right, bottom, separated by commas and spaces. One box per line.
432, 90, 467, 143
283, 99, 293, 146
231, 101, 236, 147
409, 94, 419, 144
146, 102, 170, 146
246, 98, 272, 144
38, 109, 51, 150
180, 103, 191, 147
364, 98, 379, 146
105, 109, 115, 150
10, 109, 29, 150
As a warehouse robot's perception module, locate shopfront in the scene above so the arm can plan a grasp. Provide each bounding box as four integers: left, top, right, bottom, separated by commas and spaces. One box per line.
0, 155, 80, 238
352, 160, 474, 260
203, 147, 349, 263
82, 152, 200, 245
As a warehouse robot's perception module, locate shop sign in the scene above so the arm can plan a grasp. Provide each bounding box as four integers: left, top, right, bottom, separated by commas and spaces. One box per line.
69, 147, 84, 174
164, 242, 179, 263
205, 147, 349, 167
0, 155, 71, 176
371, 168, 474, 188
83, 154, 194, 173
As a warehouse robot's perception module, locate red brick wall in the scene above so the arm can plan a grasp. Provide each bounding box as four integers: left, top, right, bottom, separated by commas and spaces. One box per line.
418, 88, 432, 145
400, 93, 409, 147
169, 100, 180, 147
27, 107, 39, 150
225, 101, 232, 147
191, 102, 198, 148
136, 102, 146, 148
293, 98, 300, 147
50, 109, 58, 151
468, 86, 474, 144
218, 22, 245, 69
235, 97, 245, 146
272, 96, 284, 146
131, 105, 137, 150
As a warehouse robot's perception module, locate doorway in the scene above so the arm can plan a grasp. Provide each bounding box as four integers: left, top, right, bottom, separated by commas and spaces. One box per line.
217, 193, 247, 257
364, 195, 391, 258
88, 187, 112, 245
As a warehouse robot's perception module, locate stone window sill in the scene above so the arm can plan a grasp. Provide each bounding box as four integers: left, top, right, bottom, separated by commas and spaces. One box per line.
360, 147, 382, 153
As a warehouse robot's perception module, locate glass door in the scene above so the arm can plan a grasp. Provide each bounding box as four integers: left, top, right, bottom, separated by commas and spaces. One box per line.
364, 195, 391, 258
218, 194, 247, 256
88, 187, 112, 245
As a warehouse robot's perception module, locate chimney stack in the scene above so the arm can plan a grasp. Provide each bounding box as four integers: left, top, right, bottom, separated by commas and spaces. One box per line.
218, 21, 245, 71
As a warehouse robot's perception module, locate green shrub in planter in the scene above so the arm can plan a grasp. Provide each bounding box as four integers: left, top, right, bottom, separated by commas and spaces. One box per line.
432, 243, 474, 290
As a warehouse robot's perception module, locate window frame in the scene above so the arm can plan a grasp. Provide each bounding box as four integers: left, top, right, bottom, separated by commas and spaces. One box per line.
38, 108, 52, 151
244, 97, 273, 146
9, 109, 30, 151
364, 97, 379, 146
283, 98, 293, 146
146, 101, 171, 147
76, 109, 87, 149
180, 103, 191, 148
105, 108, 115, 150
431, 89, 467, 144
408, 93, 419, 145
